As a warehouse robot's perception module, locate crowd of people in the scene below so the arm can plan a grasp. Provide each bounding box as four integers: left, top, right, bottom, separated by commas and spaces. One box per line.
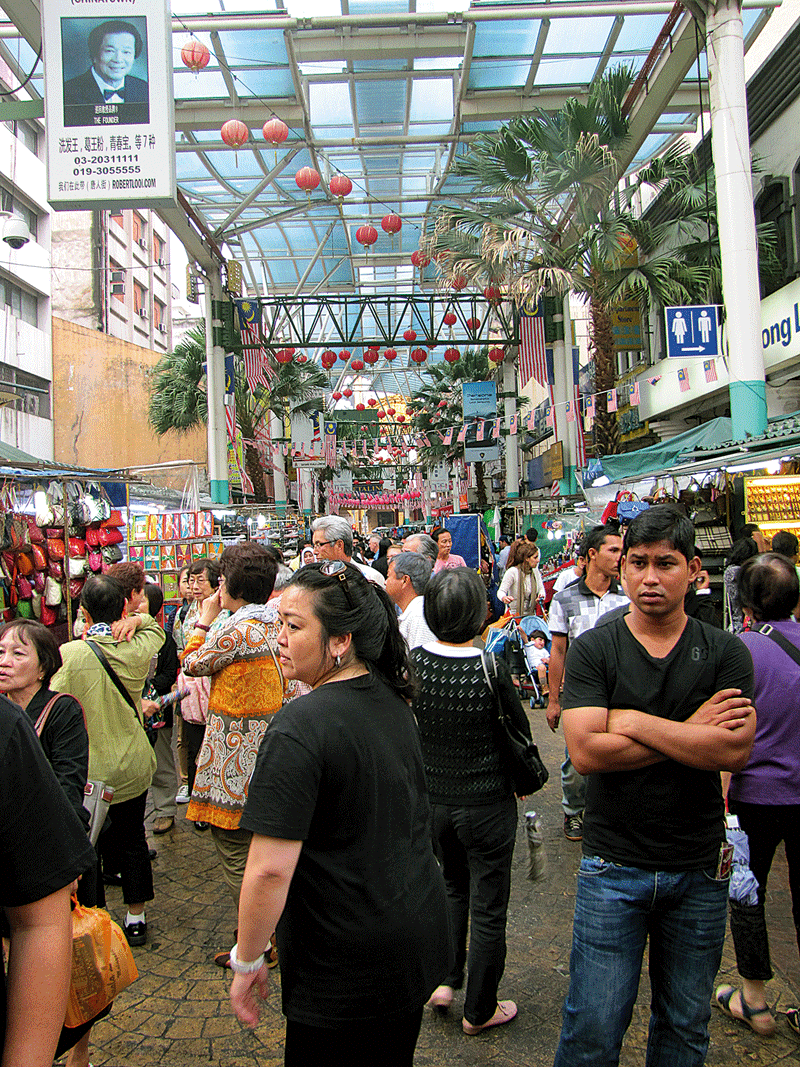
2, 504, 799, 1067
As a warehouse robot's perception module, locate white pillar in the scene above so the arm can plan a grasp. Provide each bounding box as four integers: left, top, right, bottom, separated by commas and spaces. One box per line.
503, 357, 519, 499
270, 412, 287, 515
705, 0, 766, 438
205, 275, 228, 505
551, 298, 575, 493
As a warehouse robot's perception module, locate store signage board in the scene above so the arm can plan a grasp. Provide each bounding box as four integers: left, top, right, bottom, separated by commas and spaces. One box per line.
293, 456, 326, 469
611, 298, 642, 351
462, 381, 497, 419
427, 461, 449, 492
332, 470, 353, 492
664, 306, 721, 359
42, 0, 176, 209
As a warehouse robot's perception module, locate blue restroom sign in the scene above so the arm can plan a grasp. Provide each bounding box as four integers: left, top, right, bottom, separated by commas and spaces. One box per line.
665, 306, 721, 359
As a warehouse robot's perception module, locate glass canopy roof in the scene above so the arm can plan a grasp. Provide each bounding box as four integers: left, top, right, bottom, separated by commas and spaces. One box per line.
0, 0, 772, 394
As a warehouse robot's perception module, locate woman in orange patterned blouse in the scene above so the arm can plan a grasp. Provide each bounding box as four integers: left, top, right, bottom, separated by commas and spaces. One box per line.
183, 542, 286, 963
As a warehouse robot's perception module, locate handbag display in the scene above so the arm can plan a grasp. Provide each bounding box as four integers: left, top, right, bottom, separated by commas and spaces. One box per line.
68, 537, 87, 558
69, 577, 85, 600
44, 575, 63, 607
40, 600, 57, 626
85, 527, 100, 548
32, 543, 48, 571
101, 510, 124, 529
68, 557, 87, 578
32, 570, 45, 594
88, 549, 102, 573
100, 545, 123, 564
48, 558, 64, 581
26, 516, 44, 544
15, 574, 32, 599
482, 652, 549, 797
63, 899, 138, 1029
47, 538, 66, 560
15, 550, 34, 576
97, 527, 123, 547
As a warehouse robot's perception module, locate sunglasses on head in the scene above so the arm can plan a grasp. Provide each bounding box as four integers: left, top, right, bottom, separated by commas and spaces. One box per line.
319, 560, 357, 611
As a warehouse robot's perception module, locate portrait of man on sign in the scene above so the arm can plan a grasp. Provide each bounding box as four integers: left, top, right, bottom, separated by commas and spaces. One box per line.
62, 18, 150, 127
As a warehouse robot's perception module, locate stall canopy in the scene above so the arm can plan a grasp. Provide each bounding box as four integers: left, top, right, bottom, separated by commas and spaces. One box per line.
586, 418, 733, 486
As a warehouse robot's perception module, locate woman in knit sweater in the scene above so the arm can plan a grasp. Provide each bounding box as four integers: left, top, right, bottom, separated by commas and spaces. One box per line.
409, 567, 534, 1035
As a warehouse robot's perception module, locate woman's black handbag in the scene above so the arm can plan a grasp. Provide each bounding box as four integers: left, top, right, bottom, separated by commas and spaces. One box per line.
482, 652, 549, 796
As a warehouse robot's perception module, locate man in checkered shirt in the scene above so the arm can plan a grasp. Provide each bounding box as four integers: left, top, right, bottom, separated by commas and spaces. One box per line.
546, 525, 628, 841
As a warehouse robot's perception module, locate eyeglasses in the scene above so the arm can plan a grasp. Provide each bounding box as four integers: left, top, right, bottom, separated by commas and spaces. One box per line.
311, 539, 334, 549
319, 560, 357, 611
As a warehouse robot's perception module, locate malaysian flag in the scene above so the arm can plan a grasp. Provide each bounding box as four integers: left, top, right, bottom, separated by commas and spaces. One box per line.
457, 424, 467, 443
442, 426, 454, 446
518, 300, 548, 392
566, 400, 575, 424
224, 396, 236, 443
492, 418, 501, 439
476, 420, 485, 442
607, 389, 618, 412
323, 421, 337, 467
508, 413, 518, 435
678, 367, 690, 392
704, 359, 718, 383
629, 381, 640, 406
647, 376, 662, 386
586, 394, 596, 419
545, 404, 554, 428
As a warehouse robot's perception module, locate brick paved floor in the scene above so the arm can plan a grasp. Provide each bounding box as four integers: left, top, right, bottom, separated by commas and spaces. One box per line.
70, 716, 800, 1067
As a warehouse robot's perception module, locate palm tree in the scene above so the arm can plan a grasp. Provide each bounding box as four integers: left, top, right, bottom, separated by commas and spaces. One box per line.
149, 323, 328, 502
427, 66, 721, 456
407, 347, 527, 510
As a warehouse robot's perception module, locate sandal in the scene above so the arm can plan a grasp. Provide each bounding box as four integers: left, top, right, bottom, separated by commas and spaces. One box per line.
714, 984, 776, 1036
786, 1007, 799, 1035
213, 951, 232, 969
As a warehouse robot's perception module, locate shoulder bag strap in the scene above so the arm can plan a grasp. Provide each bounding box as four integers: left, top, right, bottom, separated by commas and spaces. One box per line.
34, 694, 62, 737
753, 623, 800, 670
86, 639, 143, 725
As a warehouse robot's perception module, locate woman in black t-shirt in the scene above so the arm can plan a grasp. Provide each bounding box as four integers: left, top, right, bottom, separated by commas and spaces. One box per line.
231, 563, 449, 1067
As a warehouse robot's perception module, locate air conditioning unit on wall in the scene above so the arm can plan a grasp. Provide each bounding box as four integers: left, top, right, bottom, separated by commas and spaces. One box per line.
138, 307, 148, 319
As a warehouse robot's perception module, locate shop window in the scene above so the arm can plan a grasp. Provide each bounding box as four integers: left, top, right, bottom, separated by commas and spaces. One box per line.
755, 179, 792, 297
0, 273, 37, 327
133, 281, 147, 320
0, 361, 50, 419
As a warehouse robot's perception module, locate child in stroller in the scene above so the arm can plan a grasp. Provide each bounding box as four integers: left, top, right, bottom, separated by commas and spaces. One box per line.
484, 614, 551, 708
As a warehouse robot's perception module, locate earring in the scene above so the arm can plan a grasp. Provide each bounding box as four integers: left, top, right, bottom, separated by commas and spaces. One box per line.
335, 654, 341, 667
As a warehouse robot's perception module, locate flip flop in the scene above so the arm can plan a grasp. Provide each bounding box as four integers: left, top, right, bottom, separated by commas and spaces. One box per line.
714, 984, 776, 1036
786, 1007, 799, 1035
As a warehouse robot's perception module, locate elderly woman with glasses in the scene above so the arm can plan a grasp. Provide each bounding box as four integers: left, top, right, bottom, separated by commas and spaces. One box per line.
229, 562, 449, 1067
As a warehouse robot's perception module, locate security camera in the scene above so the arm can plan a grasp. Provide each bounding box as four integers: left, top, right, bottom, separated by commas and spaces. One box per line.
2, 217, 30, 250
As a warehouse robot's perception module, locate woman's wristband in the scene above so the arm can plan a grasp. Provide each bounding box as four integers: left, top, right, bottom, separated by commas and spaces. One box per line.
195, 623, 210, 632
229, 943, 265, 974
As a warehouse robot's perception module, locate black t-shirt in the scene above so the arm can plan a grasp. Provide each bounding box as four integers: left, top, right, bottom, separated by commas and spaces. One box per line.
241, 672, 450, 1026
562, 615, 754, 871
1, 695, 96, 1051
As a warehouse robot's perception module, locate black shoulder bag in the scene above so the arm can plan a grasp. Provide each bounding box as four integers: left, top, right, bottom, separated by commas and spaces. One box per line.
481, 651, 549, 797
752, 623, 800, 669
86, 640, 144, 728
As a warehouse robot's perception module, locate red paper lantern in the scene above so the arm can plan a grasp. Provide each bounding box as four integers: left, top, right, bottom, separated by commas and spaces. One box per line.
351, 359, 365, 371
221, 119, 249, 150
321, 349, 336, 369
444, 347, 460, 363
363, 348, 379, 365
356, 224, 378, 249
381, 213, 402, 236
377, 410, 386, 419
368, 398, 377, 407
410, 348, 427, 364
295, 166, 321, 195
386, 407, 396, 416
437, 400, 447, 408
403, 329, 417, 343
488, 345, 505, 364
329, 174, 352, 198
397, 414, 405, 423
262, 117, 289, 146
297, 353, 307, 363
451, 275, 467, 291
484, 285, 502, 304
275, 348, 293, 364
356, 403, 366, 411
343, 388, 353, 398
466, 316, 480, 331
384, 348, 397, 361
338, 349, 351, 362
181, 39, 210, 74
410, 250, 430, 268
331, 391, 343, 401
443, 311, 457, 327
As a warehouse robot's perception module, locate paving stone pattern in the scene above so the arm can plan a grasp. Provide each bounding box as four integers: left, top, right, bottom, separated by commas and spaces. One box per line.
69, 716, 800, 1067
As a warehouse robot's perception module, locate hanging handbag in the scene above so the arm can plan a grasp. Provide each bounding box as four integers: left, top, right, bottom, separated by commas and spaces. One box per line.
85, 527, 100, 548
88, 549, 102, 573
100, 545, 123, 564
26, 516, 44, 544
47, 538, 66, 560
101, 510, 124, 529
32, 543, 48, 571
68, 557, 87, 578
31, 591, 42, 618
16, 599, 32, 618
48, 558, 64, 581
15, 574, 32, 599
32, 570, 45, 593
98, 527, 123, 547
40, 600, 57, 626
482, 651, 549, 797
68, 537, 86, 558
15, 550, 34, 577
44, 575, 63, 607
69, 577, 85, 600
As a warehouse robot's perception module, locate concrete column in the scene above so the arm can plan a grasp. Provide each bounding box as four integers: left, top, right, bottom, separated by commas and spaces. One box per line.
270, 412, 287, 516
705, 0, 767, 438
550, 295, 576, 494
562, 293, 579, 494
204, 275, 228, 505
300, 468, 313, 516
503, 357, 519, 500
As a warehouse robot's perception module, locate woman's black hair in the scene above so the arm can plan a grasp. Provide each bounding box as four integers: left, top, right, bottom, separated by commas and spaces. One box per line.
187, 557, 221, 588
0, 618, 62, 689
424, 567, 487, 643
737, 552, 799, 621
220, 543, 277, 603
726, 537, 760, 569
431, 526, 447, 543
377, 537, 392, 558
287, 563, 413, 701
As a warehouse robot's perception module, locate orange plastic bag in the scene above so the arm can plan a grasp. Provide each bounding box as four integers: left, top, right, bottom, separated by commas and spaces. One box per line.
64, 901, 138, 1028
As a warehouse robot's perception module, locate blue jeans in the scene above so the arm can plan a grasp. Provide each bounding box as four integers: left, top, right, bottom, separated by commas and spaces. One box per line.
432, 797, 517, 1026
553, 856, 729, 1067
561, 747, 585, 817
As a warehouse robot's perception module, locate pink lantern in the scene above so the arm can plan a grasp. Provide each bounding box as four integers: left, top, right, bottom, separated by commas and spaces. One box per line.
443, 311, 457, 327
384, 348, 397, 361
351, 359, 365, 371
444, 347, 460, 363
295, 166, 321, 196
321, 349, 336, 369
397, 414, 405, 423
329, 174, 353, 198
403, 329, 417, 343
488, 346, 505, 364
363, 348, 379, 365
452, 275, 467, 291
221, 119, 249, 167
338, 349, 351, 362
331, 391, 343, 401
410, 250, 430, 268
378, 410, 386, 419
262, 117, 289, 147
297, 353, 307, 363
410, 348, 427, 364
181, 40, 211, 74
343, 388, 353, 397
466, 316, 480, 331
356, 225, 378, 250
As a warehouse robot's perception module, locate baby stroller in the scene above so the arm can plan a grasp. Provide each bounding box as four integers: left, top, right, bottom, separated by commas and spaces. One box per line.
484, 615, 552, 708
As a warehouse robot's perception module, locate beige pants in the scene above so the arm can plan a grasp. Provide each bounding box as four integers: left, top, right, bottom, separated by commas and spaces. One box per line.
210, 825, 252, 910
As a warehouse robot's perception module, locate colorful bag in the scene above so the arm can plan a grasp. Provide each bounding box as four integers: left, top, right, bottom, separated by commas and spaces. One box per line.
16, 550, 34, 577
32, 543, 48, 571
32, 570, 45, 594
40, 600, 57, 626
16, 574, 32, 599
85, 527, 100, 548
98, 527, 123, 547
44, 576, 63, 607
64, 899, 138, 1029
48, 558, 64, 581
47, 538, 66, 560
68, 557, 87, 578
69, 577, 85, 600
101, 510, 124, 529
88, 550, 103, 573
100, 545, 123, 565
68, 537, 87, 558
26, 516, 44, 544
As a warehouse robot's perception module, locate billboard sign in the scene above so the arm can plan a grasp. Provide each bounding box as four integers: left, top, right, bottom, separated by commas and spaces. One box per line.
42, 0, 176, 209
